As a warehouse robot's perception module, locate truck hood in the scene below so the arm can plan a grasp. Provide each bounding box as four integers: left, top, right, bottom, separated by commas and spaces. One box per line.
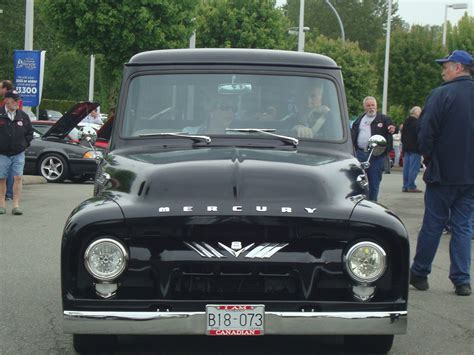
103, 147, 365, 220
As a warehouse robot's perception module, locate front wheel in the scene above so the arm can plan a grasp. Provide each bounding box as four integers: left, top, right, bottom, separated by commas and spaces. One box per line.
73, 334, 117, 354
344, 335, 394, 354
38, 153, 68, 183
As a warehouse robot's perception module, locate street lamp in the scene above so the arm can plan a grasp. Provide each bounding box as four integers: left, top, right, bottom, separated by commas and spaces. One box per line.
298, 0, 305, 51
382, 0, 392, 115
325, 0, 345, 42
442, 3, 468, 47
189, 18, 196, 49
288, 26, 310, 52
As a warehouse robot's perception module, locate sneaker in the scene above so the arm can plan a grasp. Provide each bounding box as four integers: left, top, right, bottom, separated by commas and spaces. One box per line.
454, 284, 471, 296
12, 207, 23, 216
0, 207, 6, 215
402, 188, 408, 192
410, 272, 429, 290
407, 188, 423, 193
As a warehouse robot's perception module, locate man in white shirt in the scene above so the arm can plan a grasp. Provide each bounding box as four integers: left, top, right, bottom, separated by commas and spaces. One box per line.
350, 96, 395, 201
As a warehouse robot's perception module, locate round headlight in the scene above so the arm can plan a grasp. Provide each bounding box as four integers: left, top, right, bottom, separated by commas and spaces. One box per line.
344, 242, 387, 284
84, 238, 128, 281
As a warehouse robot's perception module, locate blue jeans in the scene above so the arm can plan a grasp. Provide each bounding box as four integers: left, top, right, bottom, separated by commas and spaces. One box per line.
6, 172, 13, 199
411, 184, 474, 286
356, 150, 384, 201
403, 152, 421, 190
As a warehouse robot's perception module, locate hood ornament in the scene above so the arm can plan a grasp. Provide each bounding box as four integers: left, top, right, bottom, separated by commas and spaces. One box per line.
184, 241, 288, 259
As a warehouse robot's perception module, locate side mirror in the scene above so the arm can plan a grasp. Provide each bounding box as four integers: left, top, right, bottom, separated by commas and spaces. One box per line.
367, 135, 387, 156
361, 135, 387, 169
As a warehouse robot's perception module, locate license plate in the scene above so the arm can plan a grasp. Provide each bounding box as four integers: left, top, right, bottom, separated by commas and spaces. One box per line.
206, 304, 265, 336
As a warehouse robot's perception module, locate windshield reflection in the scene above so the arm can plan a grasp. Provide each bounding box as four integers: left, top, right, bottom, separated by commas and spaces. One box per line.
122, 74, 343, 141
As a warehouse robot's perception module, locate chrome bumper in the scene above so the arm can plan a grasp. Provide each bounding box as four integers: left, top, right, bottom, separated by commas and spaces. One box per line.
64, 310, 407, 335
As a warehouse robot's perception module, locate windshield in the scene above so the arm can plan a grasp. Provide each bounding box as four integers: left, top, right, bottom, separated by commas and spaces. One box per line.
122, 73, 344, 141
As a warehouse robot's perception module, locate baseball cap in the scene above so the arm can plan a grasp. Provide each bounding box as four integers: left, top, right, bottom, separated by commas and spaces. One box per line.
435, 50, 472, 66
4, 90, 21, 101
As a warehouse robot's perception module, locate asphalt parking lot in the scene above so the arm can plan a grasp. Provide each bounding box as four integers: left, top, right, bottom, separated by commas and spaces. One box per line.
0, 171, 472, 354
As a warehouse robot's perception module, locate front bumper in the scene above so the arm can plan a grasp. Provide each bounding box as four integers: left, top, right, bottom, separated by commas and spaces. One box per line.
64, 310, 407, 335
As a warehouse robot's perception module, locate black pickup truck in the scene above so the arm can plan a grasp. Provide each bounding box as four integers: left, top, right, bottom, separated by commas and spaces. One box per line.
61, 49, 409, 353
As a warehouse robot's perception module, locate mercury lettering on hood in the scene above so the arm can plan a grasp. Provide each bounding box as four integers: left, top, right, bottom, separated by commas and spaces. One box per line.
102, 147, 365, 220
157, 205, 318, 214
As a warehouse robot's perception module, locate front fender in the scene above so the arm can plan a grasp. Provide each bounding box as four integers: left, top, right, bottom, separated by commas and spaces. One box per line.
61, 197, 126, 301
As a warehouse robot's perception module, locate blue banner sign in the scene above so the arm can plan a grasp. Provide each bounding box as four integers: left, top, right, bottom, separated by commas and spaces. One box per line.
13, 50, 42, 107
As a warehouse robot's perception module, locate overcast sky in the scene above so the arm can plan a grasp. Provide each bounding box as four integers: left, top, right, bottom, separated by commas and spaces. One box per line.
276, 0, 473, 26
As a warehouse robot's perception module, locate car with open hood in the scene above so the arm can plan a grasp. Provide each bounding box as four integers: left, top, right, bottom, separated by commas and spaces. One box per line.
24, 102, 102, 183
62, 49, 409, 353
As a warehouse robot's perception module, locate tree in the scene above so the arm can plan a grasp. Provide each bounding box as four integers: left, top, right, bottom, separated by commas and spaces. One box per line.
0, 0, 26, 81
196, 0, 290, 49
373, 25, 446, 115
284, 0, 404, 52
43, 0, 197, 106
449, 14, 474, 53
304, 36, 377, 117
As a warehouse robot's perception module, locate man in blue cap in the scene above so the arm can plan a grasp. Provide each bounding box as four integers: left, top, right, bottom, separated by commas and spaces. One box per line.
410, 50, 473, 296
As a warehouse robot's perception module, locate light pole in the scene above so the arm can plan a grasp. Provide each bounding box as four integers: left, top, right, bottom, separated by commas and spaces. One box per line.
298, 0, 305, 51
382, 0, 392, 115
288, 26, 310, 51
325, 0, 345, 42
442, 3, 468, 47
189, 18, 196, 49
88, 55, 95, 101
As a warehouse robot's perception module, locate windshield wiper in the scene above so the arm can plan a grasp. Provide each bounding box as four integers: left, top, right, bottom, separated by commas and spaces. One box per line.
138, 132, 211, 144
226, 128, 299, 147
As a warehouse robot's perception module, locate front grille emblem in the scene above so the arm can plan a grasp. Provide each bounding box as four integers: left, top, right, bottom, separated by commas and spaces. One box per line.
184, 241, 288, 259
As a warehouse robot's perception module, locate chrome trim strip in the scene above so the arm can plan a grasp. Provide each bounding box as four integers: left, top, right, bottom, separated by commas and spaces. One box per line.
261, 243, 289, 258
244, 243, 270, 258
201, 242, 225, 258
192, 242, 215, 258
64, 310, 407, 335
183, 242, 207, 257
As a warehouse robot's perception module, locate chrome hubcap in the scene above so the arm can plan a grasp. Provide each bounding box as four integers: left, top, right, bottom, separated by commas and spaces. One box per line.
41, 157, 63, 180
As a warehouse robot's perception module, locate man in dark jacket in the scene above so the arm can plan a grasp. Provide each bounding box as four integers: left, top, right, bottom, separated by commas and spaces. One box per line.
0, 90, 33, 215
0, 80, 15, 200
401, 106, 422, 192
351, 96, 395, 201
410, 50, 474, 296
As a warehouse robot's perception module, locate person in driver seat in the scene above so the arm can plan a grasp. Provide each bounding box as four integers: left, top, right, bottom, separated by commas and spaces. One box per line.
291, 81, 332, 139
183, 96, 237, 134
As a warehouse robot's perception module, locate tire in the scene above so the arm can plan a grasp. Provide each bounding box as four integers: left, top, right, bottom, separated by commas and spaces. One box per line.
38, 153, 69, 183
344, 335, 394, 354
73, 334, 117, 354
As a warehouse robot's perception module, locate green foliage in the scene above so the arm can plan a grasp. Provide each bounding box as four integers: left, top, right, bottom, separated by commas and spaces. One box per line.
0, 0, 26, 81
373, 26, 445, 113
44, 0, 196, 67
387, 104, 406, 126
449, 14, 474, 53
43, 0, 197, 106
36, 99, 78, 114
285, 0, 404, 52
304, 36, 377, 117
196, 0, 290, 49
42, 50, 90, 101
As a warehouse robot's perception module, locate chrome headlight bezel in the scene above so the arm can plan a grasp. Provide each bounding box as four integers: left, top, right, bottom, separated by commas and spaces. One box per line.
344, 241, 387, 284
84, 238, 128, 281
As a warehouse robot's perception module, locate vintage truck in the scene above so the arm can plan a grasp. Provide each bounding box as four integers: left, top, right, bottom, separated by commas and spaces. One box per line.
61, 49, 409, 353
